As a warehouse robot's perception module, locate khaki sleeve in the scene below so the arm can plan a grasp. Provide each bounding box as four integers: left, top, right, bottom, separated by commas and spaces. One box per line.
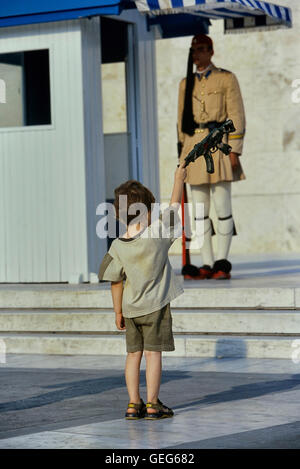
225, 73, 246, 155
177, 78, 186, 146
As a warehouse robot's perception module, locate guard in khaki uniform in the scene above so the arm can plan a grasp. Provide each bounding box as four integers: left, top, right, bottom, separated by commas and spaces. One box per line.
178, 34, 246, 279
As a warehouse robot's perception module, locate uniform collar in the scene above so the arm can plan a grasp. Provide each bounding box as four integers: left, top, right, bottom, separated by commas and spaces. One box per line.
196, 63, 214, 80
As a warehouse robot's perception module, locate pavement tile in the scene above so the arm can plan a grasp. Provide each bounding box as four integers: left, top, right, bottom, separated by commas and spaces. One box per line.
1, 355, 300, 448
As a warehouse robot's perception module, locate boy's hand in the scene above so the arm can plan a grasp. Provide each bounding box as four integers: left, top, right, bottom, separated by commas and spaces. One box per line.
175, 161, 187, 182
170, 162, 187, 206
115, 312, 126, 331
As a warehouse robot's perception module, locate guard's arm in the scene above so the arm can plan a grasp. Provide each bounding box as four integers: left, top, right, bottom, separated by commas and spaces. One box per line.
225, 73, 246, 155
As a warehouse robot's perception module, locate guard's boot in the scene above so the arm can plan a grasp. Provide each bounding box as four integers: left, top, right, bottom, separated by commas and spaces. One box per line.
211, 259, 232, 280
182, 264, 213, 280
197, 265, 213, 279
182, 264, 200, 280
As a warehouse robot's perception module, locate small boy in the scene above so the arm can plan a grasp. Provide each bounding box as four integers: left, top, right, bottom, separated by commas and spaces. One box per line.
98, 163, 186, 420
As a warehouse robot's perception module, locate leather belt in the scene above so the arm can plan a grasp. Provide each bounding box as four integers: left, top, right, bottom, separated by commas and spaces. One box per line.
195, 121, 225, 133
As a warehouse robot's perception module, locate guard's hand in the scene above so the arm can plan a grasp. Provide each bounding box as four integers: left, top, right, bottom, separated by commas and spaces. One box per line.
115, 312, 126, 331
229, 152, 240, 171
175, 161, 187, 182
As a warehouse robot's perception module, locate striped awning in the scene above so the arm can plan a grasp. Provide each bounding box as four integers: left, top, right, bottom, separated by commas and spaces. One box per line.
135, 0, 292, 33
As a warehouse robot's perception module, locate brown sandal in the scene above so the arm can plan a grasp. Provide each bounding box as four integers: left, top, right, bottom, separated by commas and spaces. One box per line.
144, 399, 174, 420
125, 399, 146, 420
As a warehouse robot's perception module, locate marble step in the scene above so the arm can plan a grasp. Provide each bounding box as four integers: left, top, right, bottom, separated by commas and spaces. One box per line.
0, 285, 299, 309
1, 309, 300, 335
0, 333, 298, 359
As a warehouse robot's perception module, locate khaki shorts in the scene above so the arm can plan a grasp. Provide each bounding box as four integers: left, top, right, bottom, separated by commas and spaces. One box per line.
124, 303, 175, 353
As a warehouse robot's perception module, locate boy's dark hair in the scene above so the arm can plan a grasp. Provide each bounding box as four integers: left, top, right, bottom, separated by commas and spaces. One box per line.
114, 180, 155, 226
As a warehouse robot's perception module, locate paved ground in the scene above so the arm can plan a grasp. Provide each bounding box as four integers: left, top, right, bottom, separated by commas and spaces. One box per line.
1, 354, 300, 449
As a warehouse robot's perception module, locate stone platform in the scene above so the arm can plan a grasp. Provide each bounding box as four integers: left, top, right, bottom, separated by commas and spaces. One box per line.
0, 253, 299, 359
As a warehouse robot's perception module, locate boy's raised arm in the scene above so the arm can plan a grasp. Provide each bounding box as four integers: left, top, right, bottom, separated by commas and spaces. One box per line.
170, 162, 187, 207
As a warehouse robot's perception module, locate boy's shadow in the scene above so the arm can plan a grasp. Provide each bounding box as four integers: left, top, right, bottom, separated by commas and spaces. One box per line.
0, 370, 190, 413
172, 373, 300, 411
2, 369, 300, 415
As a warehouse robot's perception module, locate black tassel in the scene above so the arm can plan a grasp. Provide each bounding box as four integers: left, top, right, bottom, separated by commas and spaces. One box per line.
182, 48, 198, 137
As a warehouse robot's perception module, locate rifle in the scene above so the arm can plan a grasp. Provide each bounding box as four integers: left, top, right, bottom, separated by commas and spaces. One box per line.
183, 119, 236, 173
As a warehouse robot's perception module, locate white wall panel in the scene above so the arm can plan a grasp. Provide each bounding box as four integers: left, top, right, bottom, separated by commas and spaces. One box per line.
0, 20, 88, 282
80, 17, 107, 282
0, 12, 159, 282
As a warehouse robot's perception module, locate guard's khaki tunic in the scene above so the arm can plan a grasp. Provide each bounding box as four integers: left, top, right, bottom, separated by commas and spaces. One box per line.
178, 63, 246, 185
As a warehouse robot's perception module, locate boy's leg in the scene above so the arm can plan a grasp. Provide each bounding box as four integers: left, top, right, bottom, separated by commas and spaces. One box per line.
125, 351, 143, 413
144, 350, 162, 414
